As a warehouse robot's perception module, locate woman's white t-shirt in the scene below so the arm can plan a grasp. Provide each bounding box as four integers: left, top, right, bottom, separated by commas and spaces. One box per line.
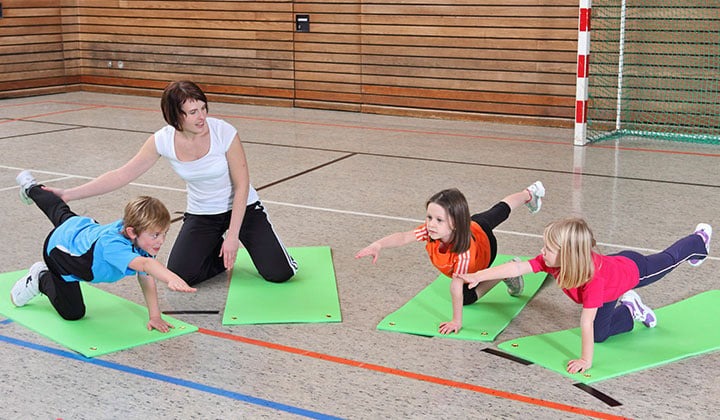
154, 117, 259, 214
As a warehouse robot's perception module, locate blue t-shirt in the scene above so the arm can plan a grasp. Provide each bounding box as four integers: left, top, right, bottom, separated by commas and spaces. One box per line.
45, 217, 151, 283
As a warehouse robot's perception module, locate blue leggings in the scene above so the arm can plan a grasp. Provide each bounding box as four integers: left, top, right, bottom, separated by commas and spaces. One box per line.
593, 233, 707, 342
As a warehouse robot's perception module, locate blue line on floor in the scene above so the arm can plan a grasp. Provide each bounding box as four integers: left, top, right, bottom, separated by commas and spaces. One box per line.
0, 334, 343, 420
1, 319, 13, 325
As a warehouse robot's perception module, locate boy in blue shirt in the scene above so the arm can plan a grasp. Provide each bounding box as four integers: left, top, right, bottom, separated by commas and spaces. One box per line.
11, 170, 196, 332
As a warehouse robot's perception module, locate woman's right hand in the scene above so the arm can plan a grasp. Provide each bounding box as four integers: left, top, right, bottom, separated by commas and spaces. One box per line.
42, 186, 69, 202
354, 243, 381, 263
455, 272, 480, 289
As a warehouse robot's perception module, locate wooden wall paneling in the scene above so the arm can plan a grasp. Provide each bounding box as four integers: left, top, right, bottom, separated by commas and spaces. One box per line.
1, 0, 584, 126
0, 0, 68, 97
358, 0, 579, 124
60, 1, 82, 81
293, 1, 362, 112
72, 0, 295, 103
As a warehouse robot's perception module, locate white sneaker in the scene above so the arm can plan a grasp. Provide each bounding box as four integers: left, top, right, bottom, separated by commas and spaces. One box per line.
619, 290, 656, 328
502, 257, 524, 297
15, 170, 38, 205
10, 261, 46, 307
688, 223, 712, 267
524, 181, 545, 214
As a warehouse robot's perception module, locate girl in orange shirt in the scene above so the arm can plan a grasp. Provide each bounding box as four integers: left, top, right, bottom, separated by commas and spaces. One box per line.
355, 182, 545, 334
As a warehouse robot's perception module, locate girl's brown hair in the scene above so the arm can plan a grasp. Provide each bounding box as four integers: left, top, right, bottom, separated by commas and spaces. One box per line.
426, 188, 471, 253
543, 218, 596, 289
160, 80, 208, 130
122, 196, 171, 236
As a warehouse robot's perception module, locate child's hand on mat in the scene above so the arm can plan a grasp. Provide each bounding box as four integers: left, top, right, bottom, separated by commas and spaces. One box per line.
355, 244, 381, 263
168, 278, 197, 293
438, 320, 461, 335
567, 358, 591, 373
147, 316, 175, 333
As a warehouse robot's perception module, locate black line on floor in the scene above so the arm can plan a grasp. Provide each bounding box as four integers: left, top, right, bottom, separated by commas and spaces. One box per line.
162, 310, 220, 315
256, 153, 357, 191
6, 116, 718, 190
481, 348, 533, 365
0, 118, 152, 136
573, 383, 623, 407
0, 125, 86, 141
241, 141, 720, 189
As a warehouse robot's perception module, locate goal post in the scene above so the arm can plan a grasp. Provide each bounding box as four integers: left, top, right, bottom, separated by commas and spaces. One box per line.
575, 0, 720, 145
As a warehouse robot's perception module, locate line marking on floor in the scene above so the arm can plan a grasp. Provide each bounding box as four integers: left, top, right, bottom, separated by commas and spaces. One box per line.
198, 328, 627, 420
0, 333, 343, 420
7, 99, 719, 158
0, 106, 106, 125
1, 165, 717, 262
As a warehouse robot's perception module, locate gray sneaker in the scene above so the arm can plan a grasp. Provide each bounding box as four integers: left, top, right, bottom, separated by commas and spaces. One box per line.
524, 181, 545, 214
503, 257, 524, 297
11, 261, 46, 307
15, 170, 38, 205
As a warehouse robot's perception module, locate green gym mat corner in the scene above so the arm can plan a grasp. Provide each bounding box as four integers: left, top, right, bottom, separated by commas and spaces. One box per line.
497, 290, 720, 384
223, 246, 341, 325
377, 254, 547, 341
0, 269, 197, 358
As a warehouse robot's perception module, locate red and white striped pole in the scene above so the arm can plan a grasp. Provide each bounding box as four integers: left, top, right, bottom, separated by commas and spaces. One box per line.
574, 0, 592, 145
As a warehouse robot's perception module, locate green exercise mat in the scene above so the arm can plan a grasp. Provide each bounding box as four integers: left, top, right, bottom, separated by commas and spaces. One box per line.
497, 290, 720, 384
222, 246, 341, 325
377, 254, 547, 341
0, 270, 197, 358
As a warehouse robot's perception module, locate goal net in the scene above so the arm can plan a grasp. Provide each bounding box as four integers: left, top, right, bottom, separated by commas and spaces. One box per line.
585, 0, 720, 144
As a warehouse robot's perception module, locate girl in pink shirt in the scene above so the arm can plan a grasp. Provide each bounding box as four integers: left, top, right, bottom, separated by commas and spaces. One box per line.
458, 217, 712, 374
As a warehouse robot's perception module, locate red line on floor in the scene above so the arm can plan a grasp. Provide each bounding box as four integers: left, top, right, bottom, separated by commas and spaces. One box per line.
0, 100, 56, 109
0, 106, 105, 124
198, 328, 628, 420
48, 100, 159, 114
42, 99, 720, 158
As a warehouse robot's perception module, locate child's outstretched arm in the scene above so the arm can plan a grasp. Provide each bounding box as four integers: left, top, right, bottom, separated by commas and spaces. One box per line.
137, 273, 174, 332
129, 257, 197, 293
355, 230, 416, 263
567, 307, 598, 373
456, 259, 533, 289
438, 276, 464, 334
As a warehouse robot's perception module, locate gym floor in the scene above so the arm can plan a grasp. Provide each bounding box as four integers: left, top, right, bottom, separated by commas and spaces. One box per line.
1, 92, 718, 419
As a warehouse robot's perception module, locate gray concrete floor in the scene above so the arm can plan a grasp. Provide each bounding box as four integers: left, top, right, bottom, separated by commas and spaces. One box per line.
1, 92, 719, 419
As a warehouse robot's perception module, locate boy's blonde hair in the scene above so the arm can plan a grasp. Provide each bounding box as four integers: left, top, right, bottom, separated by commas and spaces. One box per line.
122, 196, 171, 235
543, 218, 596, 289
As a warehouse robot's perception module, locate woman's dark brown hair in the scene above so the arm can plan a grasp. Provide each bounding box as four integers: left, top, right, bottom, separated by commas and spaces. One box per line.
160, 81, 208, 130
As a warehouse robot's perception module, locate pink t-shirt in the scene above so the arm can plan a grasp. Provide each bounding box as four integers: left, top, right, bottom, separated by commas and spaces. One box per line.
528, 252, 640, 308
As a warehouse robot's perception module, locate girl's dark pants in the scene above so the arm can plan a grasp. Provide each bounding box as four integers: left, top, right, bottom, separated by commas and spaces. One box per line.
463, 201, 510, 305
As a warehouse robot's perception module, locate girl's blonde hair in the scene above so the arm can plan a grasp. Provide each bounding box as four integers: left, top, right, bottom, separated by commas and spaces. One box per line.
122, 196, 171, 236
543, 218, 596, 289
426, 188, 471, 253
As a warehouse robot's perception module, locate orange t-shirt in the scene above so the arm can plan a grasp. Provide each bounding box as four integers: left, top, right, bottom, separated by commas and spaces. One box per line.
414, 221, 491, 277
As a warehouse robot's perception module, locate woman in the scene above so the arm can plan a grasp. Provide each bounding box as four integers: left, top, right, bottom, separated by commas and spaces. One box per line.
48, 81, 297, 286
